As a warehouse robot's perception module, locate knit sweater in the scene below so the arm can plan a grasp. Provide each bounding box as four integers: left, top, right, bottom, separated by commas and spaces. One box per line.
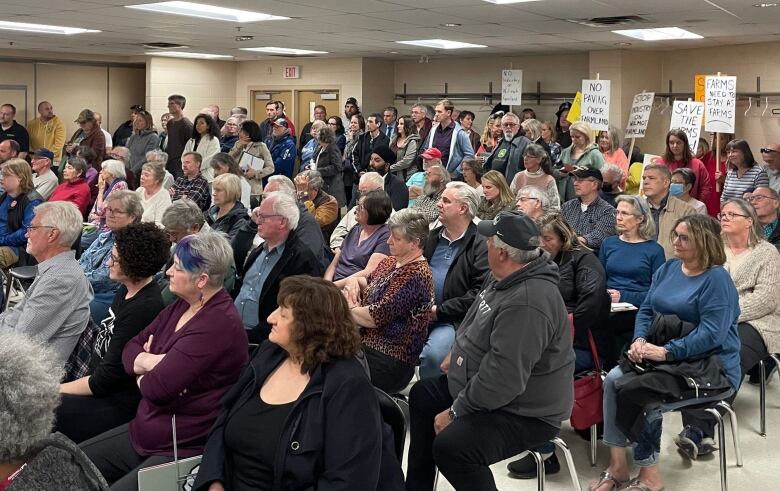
724, 240, 780, 353
510, 170, 561, 209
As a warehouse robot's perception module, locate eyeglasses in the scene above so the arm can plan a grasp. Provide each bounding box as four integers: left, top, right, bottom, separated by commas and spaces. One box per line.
517, 197, 538, 203
671, 232, 690, 244
746, 194, 778, 203
105, 207, 128, 216
717, 211, 750, 221
253, 213, 283, 222
109, 253, 120, 264
760, 147, 779, 154
502, 122, 518, 128
27, 225, 56, 231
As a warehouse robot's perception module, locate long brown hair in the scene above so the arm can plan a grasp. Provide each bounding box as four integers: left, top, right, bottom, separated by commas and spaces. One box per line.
663, 129, 692, 167
277, 276, 361, 373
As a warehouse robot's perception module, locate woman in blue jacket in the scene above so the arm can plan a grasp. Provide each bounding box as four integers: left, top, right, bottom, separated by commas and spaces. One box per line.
0, 158, 43, 267
193, 276, 403, 491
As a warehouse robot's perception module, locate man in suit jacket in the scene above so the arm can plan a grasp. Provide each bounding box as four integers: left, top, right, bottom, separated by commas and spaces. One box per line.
233, 192, 324, 343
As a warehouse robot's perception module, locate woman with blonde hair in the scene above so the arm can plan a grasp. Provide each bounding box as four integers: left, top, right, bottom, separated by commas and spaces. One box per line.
557, 121, 605, 202
477, 170, 515, 220
541, 120, 562, 165
0, 158, 43, 267
476, 113, 503, 159
205, 173, 249, 242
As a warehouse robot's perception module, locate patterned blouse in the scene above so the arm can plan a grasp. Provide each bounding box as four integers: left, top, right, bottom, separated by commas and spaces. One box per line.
361, 256, 434, 364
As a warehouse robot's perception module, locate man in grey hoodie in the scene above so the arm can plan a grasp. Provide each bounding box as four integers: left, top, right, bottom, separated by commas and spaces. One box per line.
405, 210, 575, 491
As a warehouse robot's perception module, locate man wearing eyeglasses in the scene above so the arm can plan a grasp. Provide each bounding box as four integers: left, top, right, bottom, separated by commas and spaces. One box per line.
484, 112, 531, 185
746, 186, 780, 250
760, 144, 780, 194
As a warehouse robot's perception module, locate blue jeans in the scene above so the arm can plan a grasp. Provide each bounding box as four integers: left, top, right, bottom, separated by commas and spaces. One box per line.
90, 292, 115, 325
418, 322, 455, 380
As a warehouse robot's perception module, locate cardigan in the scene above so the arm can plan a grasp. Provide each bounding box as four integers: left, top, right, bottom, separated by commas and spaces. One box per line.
724, 240, 780, 353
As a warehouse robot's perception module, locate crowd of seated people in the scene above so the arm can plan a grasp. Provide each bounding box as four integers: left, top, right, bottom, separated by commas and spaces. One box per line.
2, 96, 780, 491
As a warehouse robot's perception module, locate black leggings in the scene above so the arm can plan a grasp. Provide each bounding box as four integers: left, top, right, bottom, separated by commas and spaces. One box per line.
79, 424, 174, 491
681, 322, 770, 437
363, 346, 415, 395
54, 391, 140, 444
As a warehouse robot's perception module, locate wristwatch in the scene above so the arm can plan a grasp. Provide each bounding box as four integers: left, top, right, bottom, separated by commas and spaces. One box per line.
448, 406, 457, 421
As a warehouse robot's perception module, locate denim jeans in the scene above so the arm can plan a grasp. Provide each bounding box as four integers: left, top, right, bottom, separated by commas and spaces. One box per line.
90, 292, 115, 325
418, 322, 455, 380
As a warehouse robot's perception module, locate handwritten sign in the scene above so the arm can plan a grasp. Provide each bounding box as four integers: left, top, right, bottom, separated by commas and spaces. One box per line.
625, 91, 655, 139
566, 91, 582, 123
704, 75, 736, 133
581, 79, 610, 130
501, 69, 523, 106
670, 100, 704, 154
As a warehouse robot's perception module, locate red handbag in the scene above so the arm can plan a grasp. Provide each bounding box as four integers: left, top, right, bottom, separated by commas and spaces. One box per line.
570, 330, 604, 431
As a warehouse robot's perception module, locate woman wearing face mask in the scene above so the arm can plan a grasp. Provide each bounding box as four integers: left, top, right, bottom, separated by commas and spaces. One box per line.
661, 129, 712, 203
671, 168, 708, 215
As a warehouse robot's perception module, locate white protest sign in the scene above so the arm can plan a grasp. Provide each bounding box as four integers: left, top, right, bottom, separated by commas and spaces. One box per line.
501, 69, 523, 106
670, 100, 704, 154
704, 75, 736, 133
581, 79, 610, 131
625, 91, 655, 139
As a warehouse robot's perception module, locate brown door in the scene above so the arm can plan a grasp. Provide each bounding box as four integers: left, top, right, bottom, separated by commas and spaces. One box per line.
295, 91, 340, 133
252, 90, 292, 123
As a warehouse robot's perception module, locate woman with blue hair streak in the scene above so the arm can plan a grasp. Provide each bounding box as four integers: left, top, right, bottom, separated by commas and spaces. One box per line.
80, 231, 248, 491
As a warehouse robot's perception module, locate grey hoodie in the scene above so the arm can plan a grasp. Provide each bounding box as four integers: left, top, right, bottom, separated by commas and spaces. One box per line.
8, 433, 108, 491
448, 250, 575, 428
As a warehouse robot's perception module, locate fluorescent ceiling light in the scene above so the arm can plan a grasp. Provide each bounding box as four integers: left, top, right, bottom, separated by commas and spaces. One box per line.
240, 47, 328, 55
126, 1, 288, 22
483, 0, 543, 3
395, 39, 487, 49
612, 27, 702, 41
0, 20, 100, 35
145, 51, 233, 59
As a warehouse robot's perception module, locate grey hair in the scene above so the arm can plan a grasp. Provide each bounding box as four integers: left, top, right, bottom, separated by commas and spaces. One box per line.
387, 208, 429, 249
493, 235, 540, 264
517, 185, 549, 211
601, 163, 625, 183
106, 190, 143, 222
0, 332, 62, 462
145, 149, 168, 165
175, 230, 234, 288
502, 112, 521, 123
101, 159, 127, 180
161, 198, 205, 230
266, 175, 296, 197
644, 162, 672, 181
264, 191, 300, 230
299, 169, 324, 191
141, 161, 166, 184
359, 171, 385, 190
34, 201, 83, 247
521, 118, 543, 140
111, 146, 130, 162
427, 165, 451, 185
615, 195, 657, 241
445, 181, 479, 218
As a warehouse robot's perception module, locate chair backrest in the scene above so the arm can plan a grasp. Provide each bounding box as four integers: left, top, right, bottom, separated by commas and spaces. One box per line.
374, 388, 406, 461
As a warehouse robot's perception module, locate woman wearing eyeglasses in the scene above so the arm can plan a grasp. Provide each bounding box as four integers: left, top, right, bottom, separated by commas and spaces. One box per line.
673, 199, 780, 461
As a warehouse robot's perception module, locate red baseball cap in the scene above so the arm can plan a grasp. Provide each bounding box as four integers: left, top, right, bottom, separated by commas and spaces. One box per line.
421, 148, 442, 160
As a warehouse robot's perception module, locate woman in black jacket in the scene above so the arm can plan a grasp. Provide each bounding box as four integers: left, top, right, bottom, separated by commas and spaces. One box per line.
205, 173, 249, 242
312, 125, 347, 207
193, 276, 402, 491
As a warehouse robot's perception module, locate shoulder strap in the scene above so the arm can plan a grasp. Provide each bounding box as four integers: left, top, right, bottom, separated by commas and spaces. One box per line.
587, 329, 602, 373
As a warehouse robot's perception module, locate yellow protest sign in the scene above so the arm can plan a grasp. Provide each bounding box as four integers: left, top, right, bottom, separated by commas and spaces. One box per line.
694, 74, 706, 102
566, 91, 582, 123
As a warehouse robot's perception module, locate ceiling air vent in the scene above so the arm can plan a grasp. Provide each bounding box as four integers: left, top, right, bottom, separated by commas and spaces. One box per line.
141, 42, 188, 49
567, 15, 650, 28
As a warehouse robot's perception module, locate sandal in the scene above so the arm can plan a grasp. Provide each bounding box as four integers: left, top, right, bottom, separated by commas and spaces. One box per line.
588, 470, 627, 491
622, 478, 665, 491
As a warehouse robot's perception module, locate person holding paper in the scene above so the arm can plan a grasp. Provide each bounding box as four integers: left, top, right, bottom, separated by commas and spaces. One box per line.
660, 129, 712, 203
557, 121, 605, 203
597, 127, 628, 176
721, 139, 769, 202
228, 120, 275, 201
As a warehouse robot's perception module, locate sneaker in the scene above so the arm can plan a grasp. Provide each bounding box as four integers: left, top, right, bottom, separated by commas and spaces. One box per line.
699, 437, 717, 456
748, 357, 778, 385
674, 425, 703, 461
507, 452, 560, 479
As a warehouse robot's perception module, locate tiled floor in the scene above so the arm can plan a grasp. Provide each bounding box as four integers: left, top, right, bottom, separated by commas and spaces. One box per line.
403, 380, 780, 490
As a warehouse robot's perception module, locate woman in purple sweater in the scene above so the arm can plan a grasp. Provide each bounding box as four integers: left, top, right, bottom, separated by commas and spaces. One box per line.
80, 231, 248, 491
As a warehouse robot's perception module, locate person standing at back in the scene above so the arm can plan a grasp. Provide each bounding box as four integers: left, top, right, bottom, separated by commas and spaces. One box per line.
164, 94, 193, 180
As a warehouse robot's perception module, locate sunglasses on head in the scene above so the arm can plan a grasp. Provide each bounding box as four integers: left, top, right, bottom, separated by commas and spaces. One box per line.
760, 147, 779, 154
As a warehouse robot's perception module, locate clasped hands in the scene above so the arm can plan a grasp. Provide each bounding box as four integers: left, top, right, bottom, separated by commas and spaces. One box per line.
341, 278, 361, 308
627, 338, 667, 364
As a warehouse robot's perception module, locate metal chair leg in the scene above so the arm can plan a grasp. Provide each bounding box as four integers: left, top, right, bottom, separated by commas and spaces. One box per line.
529, 451, 545, 491
718, 402, 743, 467
552, 437, 582, 491
705, 408, 728, 491
590, 424, 598, 467
760, 359, 767, 436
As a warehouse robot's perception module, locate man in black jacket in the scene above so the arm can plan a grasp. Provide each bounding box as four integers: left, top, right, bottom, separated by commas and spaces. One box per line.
369, 144, 409, 211
354, 113, 390, 175
419, 182, 488, 379
484, 112, 531, 185
233, 192, 324, 343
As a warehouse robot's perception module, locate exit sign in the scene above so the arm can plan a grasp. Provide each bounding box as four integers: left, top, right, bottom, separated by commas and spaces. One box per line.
283, 66, 301, 79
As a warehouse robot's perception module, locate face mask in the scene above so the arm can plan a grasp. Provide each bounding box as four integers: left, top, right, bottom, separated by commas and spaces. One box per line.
670, 183, 685, 197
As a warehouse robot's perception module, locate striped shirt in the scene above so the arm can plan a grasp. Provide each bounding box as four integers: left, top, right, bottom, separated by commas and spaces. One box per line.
721, 166, 770, 202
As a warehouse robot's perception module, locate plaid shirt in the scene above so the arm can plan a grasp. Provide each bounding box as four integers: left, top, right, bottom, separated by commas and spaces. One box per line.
171, 174, 211, 211
561, 196, 616, 252
413, 190, 443, 223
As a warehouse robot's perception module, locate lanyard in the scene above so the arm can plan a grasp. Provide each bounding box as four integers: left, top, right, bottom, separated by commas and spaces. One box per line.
0, 463, 27, 490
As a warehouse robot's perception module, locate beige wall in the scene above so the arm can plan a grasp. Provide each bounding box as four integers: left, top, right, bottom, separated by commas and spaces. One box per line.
362, 58, 396, 117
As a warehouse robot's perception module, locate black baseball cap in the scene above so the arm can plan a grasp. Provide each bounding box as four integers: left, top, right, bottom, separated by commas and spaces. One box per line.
571, 166, 603, 181
477, 211, 539, 251
33, 148, 54, 160
345, 97, 358, 106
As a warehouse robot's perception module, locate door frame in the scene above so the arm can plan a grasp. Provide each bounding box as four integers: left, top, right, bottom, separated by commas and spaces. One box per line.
247, 85, 342, 122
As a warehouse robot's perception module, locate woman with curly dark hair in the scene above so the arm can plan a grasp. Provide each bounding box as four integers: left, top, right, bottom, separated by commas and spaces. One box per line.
56, 222, 171, 443
193, 275, 400, 491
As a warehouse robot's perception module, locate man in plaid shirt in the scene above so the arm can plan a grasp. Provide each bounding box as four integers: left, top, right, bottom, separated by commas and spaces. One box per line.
561, 166, 616, 256
170, 151, 211, 211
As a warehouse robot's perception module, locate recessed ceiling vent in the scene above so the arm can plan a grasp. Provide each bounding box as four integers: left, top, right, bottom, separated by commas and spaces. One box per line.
567, 15, 650, 28
141, 42, 188, 49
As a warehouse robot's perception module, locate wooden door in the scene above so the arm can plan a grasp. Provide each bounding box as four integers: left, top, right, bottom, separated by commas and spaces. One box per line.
295, 91, 340, 130
251, 90, 292, 122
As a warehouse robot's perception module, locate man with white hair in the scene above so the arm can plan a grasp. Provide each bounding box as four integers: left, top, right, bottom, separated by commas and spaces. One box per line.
418, 181, 488, 379
233, 191, 325, 343
406, 210, 574, 490
0, 201, 93, 367
413, 164, 451, 223
330, 171, 386, 250
485, 112, 531, 184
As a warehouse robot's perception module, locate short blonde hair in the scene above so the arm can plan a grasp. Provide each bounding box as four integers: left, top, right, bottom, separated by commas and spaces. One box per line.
569, 121, 594, 145
2, 158, 34, 193
521, 118, 543, 140
213, 173, 242, 204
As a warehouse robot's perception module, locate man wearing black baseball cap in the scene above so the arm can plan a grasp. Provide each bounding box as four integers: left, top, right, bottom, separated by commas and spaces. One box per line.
560, 166, 616, 255
406, 210, 575, 490
112, 104, 143, 148
31, 148, 59, 199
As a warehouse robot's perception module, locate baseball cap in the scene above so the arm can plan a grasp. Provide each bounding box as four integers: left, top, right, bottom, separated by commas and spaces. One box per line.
130, 104, 144, 112
421, 148, 443, 160
33, 148, 54, 160
571, 166, 603, 181
272, 118, 289, 128
477, 211, 539, 251
75, 109, 96, 123
345, 97, 358, 106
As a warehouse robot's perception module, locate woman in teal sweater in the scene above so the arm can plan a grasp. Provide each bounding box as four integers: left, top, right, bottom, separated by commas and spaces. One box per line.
557, 121, 605, 202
